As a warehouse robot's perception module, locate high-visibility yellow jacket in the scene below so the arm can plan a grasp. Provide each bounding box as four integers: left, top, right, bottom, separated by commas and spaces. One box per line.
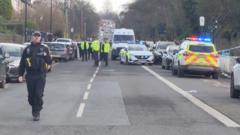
81, 41, 89, 50
103, 42, 111, 53
91, 40, 100, 52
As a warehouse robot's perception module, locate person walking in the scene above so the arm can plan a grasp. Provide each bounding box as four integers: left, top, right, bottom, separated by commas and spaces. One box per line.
91, 37, 100, 66
102, 38, 111, 66
18, 31, 52, 121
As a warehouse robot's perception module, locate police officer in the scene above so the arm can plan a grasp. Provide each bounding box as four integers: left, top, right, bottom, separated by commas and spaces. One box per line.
91, 37, 100, 66
18, 31, 52, 121
78, 41, 83, 59
88, 39, 92, 60
81, 40, 89, 61
102, 38, 111, 66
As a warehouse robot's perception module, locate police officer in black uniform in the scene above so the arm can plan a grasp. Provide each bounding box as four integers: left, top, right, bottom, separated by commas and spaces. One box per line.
19, 31, 52, 121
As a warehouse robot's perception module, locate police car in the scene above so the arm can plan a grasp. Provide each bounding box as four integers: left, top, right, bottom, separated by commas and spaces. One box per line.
230, 57, 240, 98
172, 36, 220, 79
119, 45, 154, 65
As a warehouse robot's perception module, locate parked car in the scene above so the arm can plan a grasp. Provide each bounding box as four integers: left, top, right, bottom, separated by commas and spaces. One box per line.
230, 57, 240, 98
47, 42, 72, 61
119, 44, 154, 65
161, 45, 179, 70
153, 41, 175, 64
55, 38, 77, 60
0, 43, 26, 82
0, 43, 24, 85
172, 37, 219, 79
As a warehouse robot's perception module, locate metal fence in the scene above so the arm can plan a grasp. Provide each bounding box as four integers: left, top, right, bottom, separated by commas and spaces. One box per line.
218, 46, 240, 74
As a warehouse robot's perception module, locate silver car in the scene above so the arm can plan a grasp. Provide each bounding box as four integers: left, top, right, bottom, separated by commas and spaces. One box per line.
48, 42, 72, 61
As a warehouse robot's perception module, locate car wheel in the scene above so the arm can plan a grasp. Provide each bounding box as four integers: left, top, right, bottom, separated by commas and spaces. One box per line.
172, 68, 177, 76
230, 74, 239, 98
177, 64, 184, 77
0, 79, 6, 88
212, 72, 219, 79
166, 66, 170, 70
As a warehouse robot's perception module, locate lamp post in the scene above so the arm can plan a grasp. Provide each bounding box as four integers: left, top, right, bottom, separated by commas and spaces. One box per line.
21, 0, 28, 42
50, 0, 53, 33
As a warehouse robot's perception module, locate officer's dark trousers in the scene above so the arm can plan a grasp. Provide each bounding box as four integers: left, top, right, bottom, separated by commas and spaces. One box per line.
26, 74, 46, 113
79, 49, 83, 58
88, 50, 92, 60
93, 51, 99, 66
103, 53, 109, 66
82, 50, 88, 61
100, 52, 104, 61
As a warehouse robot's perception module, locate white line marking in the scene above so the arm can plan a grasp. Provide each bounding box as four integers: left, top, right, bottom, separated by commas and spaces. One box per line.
76, 103, 86, 118
142, 66, 240, 128
83, 91, 90, 100
186, 90, 198, 93
90, 78, 94, 83
87, 84, 92, 90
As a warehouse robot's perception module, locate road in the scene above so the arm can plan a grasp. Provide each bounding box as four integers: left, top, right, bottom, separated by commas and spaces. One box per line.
0, 59, 240, 135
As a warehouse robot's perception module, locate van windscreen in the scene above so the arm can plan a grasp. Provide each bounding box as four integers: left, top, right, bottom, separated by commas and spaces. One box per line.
114, 35, 134, 43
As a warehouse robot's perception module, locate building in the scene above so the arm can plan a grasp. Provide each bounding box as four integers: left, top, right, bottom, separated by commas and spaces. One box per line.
98, 19, 116, 42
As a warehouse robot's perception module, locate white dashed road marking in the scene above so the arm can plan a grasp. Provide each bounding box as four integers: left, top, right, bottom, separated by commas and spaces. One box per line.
90, 78, 94, 83
142, 66, 240, 128
77, 103, 86, 118
83, 91, 90, 100
76, 62, 101, 118
87, 84, 92, 90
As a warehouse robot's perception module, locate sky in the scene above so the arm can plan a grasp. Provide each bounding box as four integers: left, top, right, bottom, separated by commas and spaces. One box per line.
88, 0, 134, 13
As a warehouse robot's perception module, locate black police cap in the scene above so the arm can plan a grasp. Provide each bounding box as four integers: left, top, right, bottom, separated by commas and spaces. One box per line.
32, 31, 41, 37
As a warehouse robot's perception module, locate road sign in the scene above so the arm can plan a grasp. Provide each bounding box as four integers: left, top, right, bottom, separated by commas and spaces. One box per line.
200, 16, 205, 26
71, 28, 74, 33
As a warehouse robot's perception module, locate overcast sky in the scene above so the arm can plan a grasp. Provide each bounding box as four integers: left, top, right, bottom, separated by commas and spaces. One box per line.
88, 0, 133, 13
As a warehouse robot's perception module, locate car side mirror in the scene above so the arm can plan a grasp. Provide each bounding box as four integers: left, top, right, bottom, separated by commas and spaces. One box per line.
236, 57, 240, 64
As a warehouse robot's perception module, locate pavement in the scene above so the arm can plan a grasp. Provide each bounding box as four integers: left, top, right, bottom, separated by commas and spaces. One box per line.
0, 59, 240, 135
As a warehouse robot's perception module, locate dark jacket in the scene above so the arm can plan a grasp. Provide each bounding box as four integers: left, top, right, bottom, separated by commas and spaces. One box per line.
19, 43, 52, 76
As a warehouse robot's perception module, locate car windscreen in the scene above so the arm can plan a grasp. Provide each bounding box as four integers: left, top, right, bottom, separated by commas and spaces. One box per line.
128, 46, 146, 51
189, 45, 214, 53
49, 44, 65, 51
4, 46, 22, 57
113, 35, 134, 43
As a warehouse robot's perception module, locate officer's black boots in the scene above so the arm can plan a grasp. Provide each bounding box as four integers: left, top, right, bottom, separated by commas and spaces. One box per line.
32, 111, 40, 121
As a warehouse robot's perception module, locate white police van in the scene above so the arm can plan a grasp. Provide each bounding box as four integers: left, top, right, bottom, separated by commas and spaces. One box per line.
111, 28, 135, 60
